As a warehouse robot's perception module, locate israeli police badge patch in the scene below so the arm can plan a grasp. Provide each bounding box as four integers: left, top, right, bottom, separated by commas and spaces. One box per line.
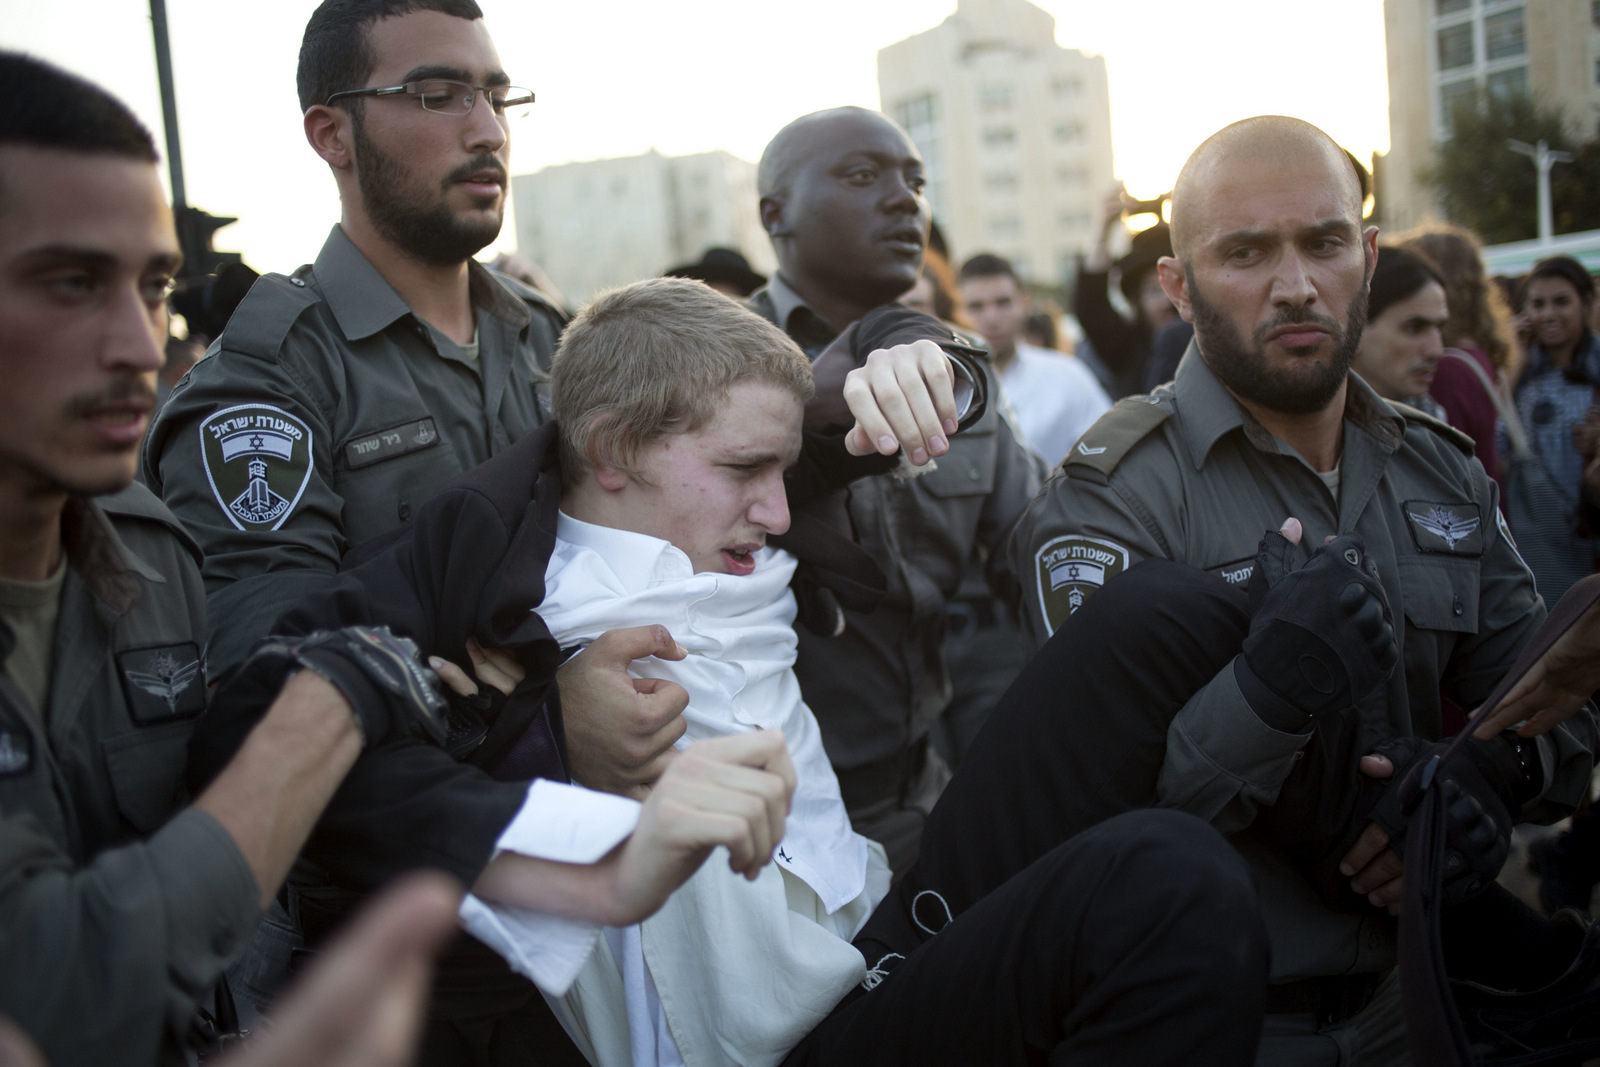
1035, 535, 1130, 636
199, 404, 314, 530
117, 642, 205, 725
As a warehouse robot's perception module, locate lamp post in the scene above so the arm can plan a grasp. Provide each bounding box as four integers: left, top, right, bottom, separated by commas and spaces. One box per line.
1507, 138, 1574, 245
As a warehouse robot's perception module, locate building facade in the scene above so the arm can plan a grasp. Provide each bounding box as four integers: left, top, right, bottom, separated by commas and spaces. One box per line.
877, 0, 1114, 285
1380, 0, 1600, 232
510, 150, 774, 304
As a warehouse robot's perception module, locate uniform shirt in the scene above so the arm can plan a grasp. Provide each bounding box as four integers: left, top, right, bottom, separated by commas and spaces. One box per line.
749, 276, 1040, 774
0, 562, 65, 719
1008, 345, 1596, 981
997, 343, 1112, 469
144, 225, 566, 670
0, 486, 258, 1067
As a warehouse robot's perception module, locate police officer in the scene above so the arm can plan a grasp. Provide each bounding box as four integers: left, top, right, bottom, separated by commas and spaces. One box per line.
1002, 116, 1597, 1064
0, 54, 381, 1067
143, 0, 565, 674
751, 107, 1041, 871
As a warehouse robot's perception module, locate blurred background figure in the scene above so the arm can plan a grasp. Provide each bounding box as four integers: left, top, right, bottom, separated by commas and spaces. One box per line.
488, 251, 571, 311
1074, 183, 1186, 398
1401, 224, 1518, 486
1506, 255, 1600, 604
1023, 301, 1066, 353
157, 335, 203, 411
663, 246, 768, 299
899, 245, 967, 326
1350, 245, 1449, 417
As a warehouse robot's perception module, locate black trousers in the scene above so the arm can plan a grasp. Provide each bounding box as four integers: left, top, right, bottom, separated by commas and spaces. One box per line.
791, 560, 1269, 1065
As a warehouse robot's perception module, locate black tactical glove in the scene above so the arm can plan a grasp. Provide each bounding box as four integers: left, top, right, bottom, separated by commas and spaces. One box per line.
1362, 733, 1536, 904
1234, 531, 1400, 731
218, 626, 448, 749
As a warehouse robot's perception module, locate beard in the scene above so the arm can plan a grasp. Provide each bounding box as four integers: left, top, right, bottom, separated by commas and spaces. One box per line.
1187, 265, 1368, 415
352, 116, 504, 266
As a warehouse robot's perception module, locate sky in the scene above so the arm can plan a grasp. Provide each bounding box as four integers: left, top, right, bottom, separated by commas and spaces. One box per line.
2, 0, 1392, 276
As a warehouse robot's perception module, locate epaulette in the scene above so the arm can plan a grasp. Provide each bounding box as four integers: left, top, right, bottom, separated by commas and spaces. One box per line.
218, 269, 321, 361
98, 482, 204, 568
488, 269, 571, 325
1393, 401, 1475, 457
1063, 395, 1173, 478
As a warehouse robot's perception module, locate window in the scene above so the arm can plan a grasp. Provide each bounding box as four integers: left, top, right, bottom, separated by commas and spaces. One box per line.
1057, 166, 1088, 187
1594, 57, 1600, 86
1593, 0, 1600, 27
984, 172, 1019, 193
1437, 23, 1474, 70
1436, 0, 1469, 13
989, 215, 1021, 239
1484, 8, 1525, 60
1058, 211, 1091, 231
1052, 78, 1082, 98
1438, 78, 1476, 137
984, 127, 1017, 150
979, 83, 1013, 111
1486, 65, 1529, 102
1054, 121, 1084, 143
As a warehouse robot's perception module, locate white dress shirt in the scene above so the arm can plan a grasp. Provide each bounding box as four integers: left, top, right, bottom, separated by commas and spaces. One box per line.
999, 343, 1112, 468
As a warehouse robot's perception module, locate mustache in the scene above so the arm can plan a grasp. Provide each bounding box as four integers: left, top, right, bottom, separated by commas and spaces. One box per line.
64, 377, 157, 418
444, 154, 507, 187
1253, 305, 1342, 345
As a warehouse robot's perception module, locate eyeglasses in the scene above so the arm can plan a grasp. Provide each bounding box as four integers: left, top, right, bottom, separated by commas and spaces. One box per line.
325, 80, 535, 118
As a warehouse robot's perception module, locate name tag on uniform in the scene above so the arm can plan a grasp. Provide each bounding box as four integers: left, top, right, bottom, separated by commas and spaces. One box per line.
1403, 501, 1484, 556
1207, 557, 1256, 587
343, 417, 440, 469
117, 643, 206, 725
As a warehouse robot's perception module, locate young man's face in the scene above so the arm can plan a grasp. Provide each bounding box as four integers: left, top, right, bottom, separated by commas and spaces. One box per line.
621, 381, 802, 576
0, 146, 175, 499
1352, 280, 1447, 402
1162, 146, 1376, 416
347, 10, 511, 264
961, 273, 1028, 358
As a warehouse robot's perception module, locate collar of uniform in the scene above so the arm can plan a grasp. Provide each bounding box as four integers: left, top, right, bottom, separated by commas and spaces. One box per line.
758, 273, 839, 352
554, 510, 694, 591
1172, 341, 1405, 470
312, 226, 532, 342
59, 496, 164, 614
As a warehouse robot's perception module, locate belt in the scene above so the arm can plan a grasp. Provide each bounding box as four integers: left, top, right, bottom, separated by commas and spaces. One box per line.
1263, 972, 1383, 1029
834, 736, 930, 812
945, 599, 999, 638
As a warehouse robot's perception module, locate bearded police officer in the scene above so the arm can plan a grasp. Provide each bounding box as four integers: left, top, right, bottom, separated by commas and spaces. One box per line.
751, 107, 1040, 871
997, 117, 1597, 1063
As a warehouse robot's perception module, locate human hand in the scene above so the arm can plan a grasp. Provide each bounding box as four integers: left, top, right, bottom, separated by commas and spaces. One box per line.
557, 626, 690, 799
602, 730, 796, 925
429, 637, 525, 699
839, 339, 959, 467
1340, 754, 1404, 911
220, 872, 462, 1067
1475, 600, 1600, 739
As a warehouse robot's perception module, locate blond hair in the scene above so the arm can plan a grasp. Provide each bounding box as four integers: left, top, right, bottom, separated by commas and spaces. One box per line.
551, 277, 814, 487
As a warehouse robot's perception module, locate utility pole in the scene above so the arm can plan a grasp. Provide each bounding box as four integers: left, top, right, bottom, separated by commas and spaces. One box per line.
148, 0, 186, 211
1507, 138, 1574, 245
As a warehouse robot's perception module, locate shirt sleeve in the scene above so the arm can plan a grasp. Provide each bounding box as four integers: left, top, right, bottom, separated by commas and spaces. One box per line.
457, 780, 641, 996
143, 335, 348, 672
0, 806, 260, 1066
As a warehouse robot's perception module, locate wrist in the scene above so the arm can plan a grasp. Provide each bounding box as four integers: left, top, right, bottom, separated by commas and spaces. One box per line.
1233, 656, 1314, 733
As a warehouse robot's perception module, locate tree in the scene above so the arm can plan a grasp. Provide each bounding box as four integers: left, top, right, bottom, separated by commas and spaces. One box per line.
1424, 89, 1600, 245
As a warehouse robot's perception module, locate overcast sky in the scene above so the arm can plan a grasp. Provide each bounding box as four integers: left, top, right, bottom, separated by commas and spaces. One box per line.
2, 0, 1391, 275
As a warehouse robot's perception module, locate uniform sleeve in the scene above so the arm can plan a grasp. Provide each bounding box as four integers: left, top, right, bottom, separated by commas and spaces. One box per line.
975, 373, 1043, 612
0, 805, 259, 1066
1008, 460, 1313, 832
144, 332, 348, 673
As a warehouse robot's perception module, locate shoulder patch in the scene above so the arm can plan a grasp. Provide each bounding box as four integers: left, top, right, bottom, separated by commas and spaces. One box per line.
198, 403, 315, 531
1394, 402, 1475, 457
217, 271, 319, 360
1064, 395, 1172, 477
1033, 534, 1131, 635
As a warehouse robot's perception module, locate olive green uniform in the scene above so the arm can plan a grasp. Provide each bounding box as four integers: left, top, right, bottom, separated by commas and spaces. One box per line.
1008, 347, 1596, 994
750, 275, 1042, 871
0, 485, 259, 1067
144, 226, 565, 670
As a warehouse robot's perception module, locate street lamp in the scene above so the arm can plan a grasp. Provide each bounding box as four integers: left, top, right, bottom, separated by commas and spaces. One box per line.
1507, 138, 1574, 245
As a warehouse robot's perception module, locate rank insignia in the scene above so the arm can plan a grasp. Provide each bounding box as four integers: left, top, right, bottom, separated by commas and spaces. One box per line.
1035, 535, 1130, 635
117, 643, 206, 725
199, 403, 314, 531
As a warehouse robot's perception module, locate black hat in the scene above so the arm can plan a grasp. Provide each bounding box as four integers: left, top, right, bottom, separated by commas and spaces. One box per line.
664, 247, 767, 297
1115, 222, 1173, 306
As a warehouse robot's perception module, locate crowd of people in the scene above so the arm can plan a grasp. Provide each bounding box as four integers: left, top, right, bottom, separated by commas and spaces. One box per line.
3, 1, 1600, 1066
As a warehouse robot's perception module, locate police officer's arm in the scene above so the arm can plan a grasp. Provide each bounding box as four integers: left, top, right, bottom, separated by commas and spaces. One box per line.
143, 305, 348, 673
0, 672, 360, 1064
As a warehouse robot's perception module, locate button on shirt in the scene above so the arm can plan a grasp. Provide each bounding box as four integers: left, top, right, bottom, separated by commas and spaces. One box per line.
144, 225, 564, 670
